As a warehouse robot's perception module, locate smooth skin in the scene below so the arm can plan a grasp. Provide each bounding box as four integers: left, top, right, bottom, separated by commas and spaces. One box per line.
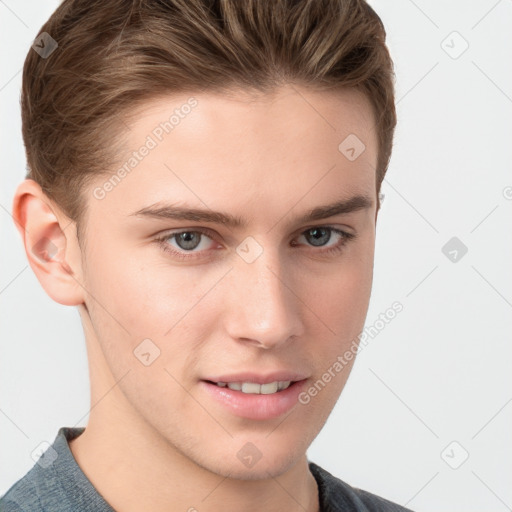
13, 84, 379, 512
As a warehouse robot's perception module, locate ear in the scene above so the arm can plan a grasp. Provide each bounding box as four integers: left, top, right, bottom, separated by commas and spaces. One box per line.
12, 179, 85, 306
375, 191, 383, 223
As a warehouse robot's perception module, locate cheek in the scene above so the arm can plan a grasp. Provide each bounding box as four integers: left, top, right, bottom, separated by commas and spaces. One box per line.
85, 240, 200, 330
300, 247, 374, 389
82, 245, 220, 368
311, 254, 373, 330
296, 264, 372, 421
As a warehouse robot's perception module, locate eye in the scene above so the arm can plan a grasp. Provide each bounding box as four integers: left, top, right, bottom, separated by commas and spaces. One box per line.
154, 225, 356, 260
293, 226, 355, 254
155, 228, 217, 259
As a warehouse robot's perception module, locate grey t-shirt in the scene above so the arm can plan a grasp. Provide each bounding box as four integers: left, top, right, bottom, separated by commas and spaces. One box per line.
1, 427, 413, 511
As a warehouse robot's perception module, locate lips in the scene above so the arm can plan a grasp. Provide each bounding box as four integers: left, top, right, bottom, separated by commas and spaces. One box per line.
200, 378, 309, 420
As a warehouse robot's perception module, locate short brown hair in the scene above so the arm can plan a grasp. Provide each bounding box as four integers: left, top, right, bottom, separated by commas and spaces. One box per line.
21, 0, 396, 242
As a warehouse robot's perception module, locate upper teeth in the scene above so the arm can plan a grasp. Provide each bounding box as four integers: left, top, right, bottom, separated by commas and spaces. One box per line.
215, 381, 292, 394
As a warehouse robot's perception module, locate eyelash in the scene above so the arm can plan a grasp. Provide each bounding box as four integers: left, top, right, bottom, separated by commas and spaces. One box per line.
154, 226, 356, 261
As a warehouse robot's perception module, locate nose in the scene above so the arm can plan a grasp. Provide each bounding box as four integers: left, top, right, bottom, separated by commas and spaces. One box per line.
222, 247, 305, 350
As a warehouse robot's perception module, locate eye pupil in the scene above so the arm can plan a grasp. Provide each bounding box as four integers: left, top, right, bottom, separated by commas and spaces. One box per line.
176, 231, 201, 250
306, 227, 330, 247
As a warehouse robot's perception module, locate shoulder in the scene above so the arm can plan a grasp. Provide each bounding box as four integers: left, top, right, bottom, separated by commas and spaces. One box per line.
0, 461, 45, 512
309, 461, 414, 512
0, 426, 113, 512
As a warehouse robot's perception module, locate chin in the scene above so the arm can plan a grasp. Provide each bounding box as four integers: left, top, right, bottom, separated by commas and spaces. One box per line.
200, 438, 303, 480
212, 456, 299, 481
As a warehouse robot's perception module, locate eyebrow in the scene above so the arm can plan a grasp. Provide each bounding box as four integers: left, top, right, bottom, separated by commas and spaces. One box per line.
129, 194, 373, 229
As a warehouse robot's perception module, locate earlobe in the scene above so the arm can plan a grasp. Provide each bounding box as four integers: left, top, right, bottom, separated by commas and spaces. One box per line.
12, 179, 85, 307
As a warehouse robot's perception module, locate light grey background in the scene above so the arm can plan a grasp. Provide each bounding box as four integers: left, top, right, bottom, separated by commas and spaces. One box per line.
1, 1, 511, 510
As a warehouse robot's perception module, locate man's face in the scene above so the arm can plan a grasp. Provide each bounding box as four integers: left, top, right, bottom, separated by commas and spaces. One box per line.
77, 84, 378, 478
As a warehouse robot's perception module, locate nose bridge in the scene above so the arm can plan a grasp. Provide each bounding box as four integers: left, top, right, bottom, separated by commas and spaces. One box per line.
224, 240, 304, 348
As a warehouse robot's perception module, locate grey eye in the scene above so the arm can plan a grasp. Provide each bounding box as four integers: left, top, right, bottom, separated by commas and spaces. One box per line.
304, 227, 332, 247
174, 231, 203, 250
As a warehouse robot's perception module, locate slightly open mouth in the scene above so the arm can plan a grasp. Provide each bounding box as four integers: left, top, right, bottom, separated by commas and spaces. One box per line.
200, 378, 308, 420
203, 379, 301, 394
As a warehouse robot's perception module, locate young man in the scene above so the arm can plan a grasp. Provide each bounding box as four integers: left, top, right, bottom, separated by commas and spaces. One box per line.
1, 0, 410, 510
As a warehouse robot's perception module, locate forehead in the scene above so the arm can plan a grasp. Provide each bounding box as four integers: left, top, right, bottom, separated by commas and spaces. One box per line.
86, 85, 378, 224
128, 84, 377, 154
